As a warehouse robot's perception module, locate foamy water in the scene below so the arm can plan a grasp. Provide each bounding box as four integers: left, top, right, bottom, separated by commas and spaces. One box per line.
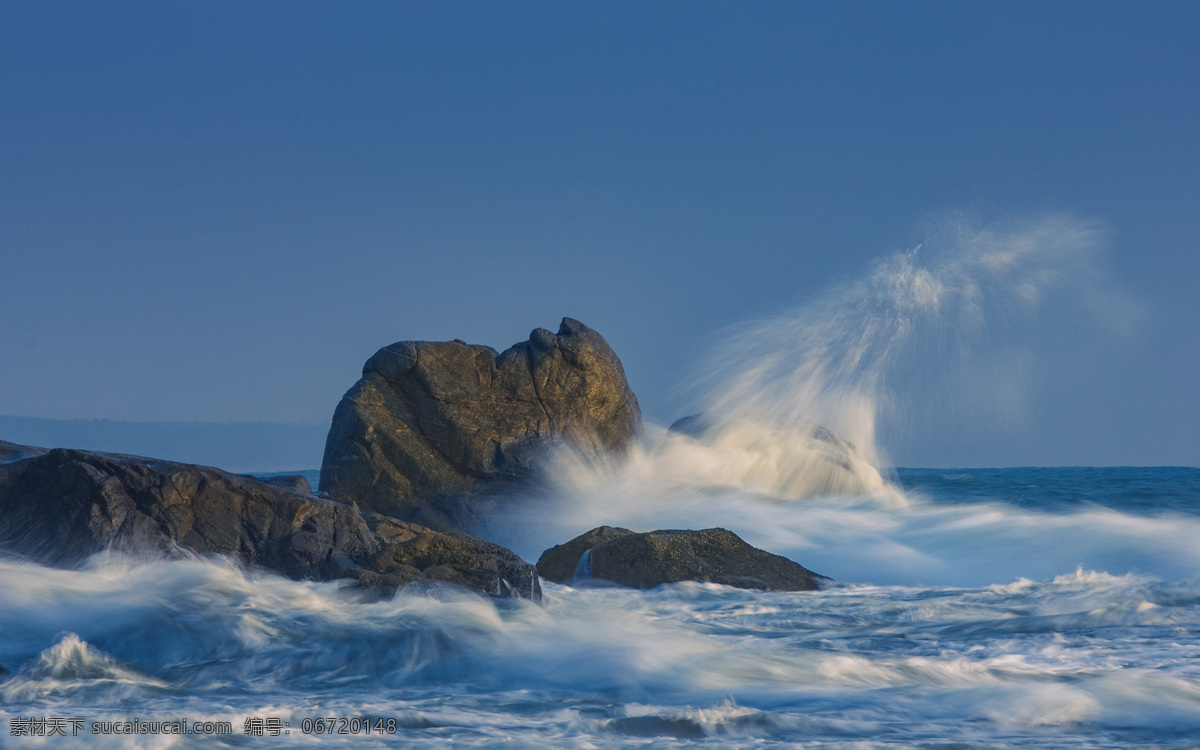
3, 499, 1200, 749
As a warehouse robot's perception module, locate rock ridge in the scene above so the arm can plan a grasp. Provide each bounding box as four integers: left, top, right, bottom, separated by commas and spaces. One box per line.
0, 445, 540, 600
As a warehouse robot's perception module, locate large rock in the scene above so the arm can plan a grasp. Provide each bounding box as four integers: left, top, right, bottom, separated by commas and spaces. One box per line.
536, 525, 634, 582
320, 318, 642, 527
539, 526, 826, 591
0, 447, 374, 577
0, 445, 539, 600
354, 514, 540, 599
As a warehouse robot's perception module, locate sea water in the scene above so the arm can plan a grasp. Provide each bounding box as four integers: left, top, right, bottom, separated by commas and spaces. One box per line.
3, 215, 1197, 747
2, 467, 1199, 748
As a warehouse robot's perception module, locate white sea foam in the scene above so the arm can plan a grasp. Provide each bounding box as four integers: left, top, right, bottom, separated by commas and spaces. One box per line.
3, 553, 1199, 746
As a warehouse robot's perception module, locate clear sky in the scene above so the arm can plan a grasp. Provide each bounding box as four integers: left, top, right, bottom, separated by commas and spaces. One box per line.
2, 1, 1197, 467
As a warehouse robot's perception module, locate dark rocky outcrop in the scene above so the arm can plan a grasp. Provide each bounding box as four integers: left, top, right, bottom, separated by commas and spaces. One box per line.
536, 525, 633, 582
0, 439, 48, 463
248, 474, 312, 495
540, 526, 826, 591
0, 447, 373, 578
320, 318, 642, 528
352, 515, 540, 599
0, 445, 539, 600
666, 414, 710, 438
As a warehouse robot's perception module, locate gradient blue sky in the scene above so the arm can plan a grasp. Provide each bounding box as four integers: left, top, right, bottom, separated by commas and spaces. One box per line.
2, 1, 1197, 467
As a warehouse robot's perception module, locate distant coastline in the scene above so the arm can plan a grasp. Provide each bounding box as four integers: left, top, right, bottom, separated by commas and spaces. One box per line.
0, 415, 327, 473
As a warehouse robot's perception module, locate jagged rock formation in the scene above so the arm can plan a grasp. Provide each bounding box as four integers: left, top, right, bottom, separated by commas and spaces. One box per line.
320, 318, 641, 527
539, 526, 826, 591
0, 445, 539, 600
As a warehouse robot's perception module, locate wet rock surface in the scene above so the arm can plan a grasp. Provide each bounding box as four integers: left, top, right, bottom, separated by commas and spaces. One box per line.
319, 318, 642, 527
0, 447, 374, 578
353, 514, 540, 600
0, 445, 538, 599
536, 525, 634, 583
541, 526, 826, 591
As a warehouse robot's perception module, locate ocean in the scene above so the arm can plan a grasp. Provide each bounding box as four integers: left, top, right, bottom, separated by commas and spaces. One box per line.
2, 465, 1199, 748
4, 218, 1195, 747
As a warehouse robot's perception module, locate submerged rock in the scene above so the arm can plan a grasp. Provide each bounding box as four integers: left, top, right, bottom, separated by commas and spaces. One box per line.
320, 318, 642, 527
607, 715, 707, 739
540, 526, 825, 591
0, 444, 538, 600
665, 413, 710, 438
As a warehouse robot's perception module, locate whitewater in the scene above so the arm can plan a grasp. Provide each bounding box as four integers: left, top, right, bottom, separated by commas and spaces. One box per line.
3, 215, 1198, 747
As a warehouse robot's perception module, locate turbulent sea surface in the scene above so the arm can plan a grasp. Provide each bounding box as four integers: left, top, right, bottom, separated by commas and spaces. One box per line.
3, 466, 1200, 748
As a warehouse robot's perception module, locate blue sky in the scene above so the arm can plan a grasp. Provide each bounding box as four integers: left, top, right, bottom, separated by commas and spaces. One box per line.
2, 1, 1197, 467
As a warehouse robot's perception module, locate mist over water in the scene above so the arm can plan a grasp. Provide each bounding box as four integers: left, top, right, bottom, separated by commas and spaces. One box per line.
696, 213, 1127, 469
4, 214, 1197, 747
490, 214, 1169, 588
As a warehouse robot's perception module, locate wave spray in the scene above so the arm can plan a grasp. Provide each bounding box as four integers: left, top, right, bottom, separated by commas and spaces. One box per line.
490, 214, 1171, 587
